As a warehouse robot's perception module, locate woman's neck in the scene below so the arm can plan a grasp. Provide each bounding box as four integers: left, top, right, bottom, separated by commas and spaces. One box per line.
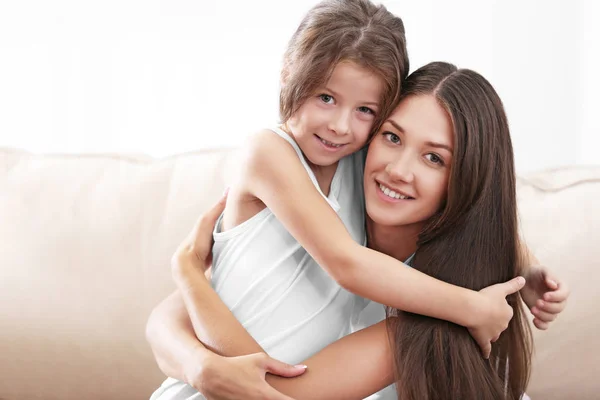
366, 216, 420, 262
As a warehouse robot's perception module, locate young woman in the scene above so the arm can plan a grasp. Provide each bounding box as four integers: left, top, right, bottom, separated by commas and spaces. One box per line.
147, 62, 569, 400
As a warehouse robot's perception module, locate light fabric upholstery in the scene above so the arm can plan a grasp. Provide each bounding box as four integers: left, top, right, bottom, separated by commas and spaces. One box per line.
1, 147, 598, 400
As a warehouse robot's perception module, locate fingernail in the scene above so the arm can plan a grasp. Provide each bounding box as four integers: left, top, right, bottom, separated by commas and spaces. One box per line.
516, 276, 525, 285
222, 187, 230, 197
531, 307, 538, 314
294, 364, 308, 369
548, 279, 558, 287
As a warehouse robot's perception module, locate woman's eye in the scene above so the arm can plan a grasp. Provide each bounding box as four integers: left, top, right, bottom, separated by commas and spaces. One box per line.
425, 153, 444, 166
383, 132, 400, 144
319, 94, 335, 104
357, 106, 375, 115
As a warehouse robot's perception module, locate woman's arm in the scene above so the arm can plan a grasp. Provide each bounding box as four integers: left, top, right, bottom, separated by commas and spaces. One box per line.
265, 320, 395, 400
154, 194, 392, 399
240, 130, 524, 352
147, 287, 394, 400
146, 290, 307, 400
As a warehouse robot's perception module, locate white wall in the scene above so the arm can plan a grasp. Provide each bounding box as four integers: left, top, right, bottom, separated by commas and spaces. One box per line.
0, 0, 597, 173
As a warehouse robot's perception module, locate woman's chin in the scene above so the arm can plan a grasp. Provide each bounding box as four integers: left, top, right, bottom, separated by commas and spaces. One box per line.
366, 205, 401, 227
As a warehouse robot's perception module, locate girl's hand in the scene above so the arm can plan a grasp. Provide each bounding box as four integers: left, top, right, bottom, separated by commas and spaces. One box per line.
186, 349, 306, 400
172, 189, 228, 278
521, 265, 569, 330
468, 276, 526, 358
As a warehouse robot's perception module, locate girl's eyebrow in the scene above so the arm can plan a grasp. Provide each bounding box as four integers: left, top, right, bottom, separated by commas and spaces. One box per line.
324, 87, 380, 107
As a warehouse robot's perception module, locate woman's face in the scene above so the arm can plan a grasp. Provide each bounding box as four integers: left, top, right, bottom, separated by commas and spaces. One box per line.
364, 94, 454, 231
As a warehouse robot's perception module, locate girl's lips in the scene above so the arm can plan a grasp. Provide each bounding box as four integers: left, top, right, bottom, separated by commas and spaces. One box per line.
314, 135, 346, 152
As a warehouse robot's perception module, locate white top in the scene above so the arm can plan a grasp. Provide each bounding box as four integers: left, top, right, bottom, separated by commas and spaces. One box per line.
150, 127, 383, 400
210, 126, 367, 364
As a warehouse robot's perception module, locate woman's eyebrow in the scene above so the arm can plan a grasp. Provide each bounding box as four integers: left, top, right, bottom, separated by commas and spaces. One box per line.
426, 141, 453, 154
387, 120, 404, 133
386, 120, 453, 154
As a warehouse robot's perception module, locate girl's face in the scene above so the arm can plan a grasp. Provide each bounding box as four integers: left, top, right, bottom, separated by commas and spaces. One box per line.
364, 94, 454, 231
285, 61, 384, 167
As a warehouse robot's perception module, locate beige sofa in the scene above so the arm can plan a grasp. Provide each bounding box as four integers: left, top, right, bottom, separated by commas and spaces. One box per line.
0, 146, 598, 400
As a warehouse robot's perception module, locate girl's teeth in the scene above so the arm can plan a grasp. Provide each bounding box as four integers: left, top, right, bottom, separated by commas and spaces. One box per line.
319, 138, 342, 148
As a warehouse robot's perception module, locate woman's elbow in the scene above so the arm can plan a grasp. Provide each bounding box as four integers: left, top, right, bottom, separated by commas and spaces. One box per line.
145, 304, 162, 348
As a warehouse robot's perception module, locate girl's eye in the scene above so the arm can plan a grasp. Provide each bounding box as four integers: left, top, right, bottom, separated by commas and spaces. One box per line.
383, 132, 400, 144
319, 94, 335, 104
357, 106, 375, 115
425, 153, 444, 166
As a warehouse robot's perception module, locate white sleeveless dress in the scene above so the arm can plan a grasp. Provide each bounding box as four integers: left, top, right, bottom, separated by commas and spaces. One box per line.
150, 127, 396, 399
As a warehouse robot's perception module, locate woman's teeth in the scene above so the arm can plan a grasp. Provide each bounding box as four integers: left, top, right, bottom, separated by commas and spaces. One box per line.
319, 137, 343, 148
379, 183, 411, 200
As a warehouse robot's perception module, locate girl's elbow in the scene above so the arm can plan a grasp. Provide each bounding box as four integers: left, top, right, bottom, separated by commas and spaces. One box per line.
322, 250, 358, 291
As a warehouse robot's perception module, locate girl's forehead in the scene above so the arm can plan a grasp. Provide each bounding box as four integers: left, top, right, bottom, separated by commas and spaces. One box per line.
325, 62, 384, 101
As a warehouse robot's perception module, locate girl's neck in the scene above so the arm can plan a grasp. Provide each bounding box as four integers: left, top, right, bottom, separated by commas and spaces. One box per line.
306, 159, 339, 197
281, 123, 339, 196
366, 216, 420, 262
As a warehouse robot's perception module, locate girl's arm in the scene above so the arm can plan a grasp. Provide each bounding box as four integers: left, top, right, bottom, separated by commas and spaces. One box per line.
518, 240, 570, 329
240, 130, 523, 351
154, 195, 391, 399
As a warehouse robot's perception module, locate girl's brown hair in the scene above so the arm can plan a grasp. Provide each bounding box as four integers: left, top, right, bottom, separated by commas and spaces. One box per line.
280, 0, 409, 133
387, 62, 533, 400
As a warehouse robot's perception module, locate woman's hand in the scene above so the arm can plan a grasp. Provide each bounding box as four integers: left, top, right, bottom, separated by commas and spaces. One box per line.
521, 265, 569, 330
468, 276, 526, 358
171, 189, 228, 280
185, 347, 306, 400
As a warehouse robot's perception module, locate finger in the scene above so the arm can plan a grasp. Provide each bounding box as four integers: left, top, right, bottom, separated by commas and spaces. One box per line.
544, 274, 559, 290
537, 299, 566, 314
501, 276, 526, 296
264, 357, 307, 378
477, 340, 491, 359
196, 192, 229, 231
533, 318, 549, 330
491, 334, 500, 343
531, 307, 557, 323
543, 283, 570, 302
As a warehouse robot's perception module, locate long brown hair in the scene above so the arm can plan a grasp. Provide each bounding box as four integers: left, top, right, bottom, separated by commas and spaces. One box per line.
280, 0, 409, 133
386, 62, 533, 400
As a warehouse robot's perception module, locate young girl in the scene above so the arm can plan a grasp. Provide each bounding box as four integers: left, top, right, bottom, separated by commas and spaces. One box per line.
150, 62, 569, 399
149, 0, 527, 398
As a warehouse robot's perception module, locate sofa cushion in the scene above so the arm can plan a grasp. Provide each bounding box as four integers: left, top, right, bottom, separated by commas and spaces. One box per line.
517, 166, 600, 399
0, 148, 233, 400
0, 147, 598, 399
